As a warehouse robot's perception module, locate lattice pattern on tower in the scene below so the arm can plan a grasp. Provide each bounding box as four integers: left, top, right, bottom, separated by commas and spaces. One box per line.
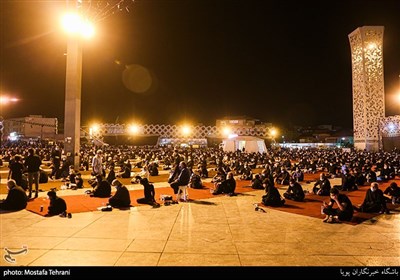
84, 123, 272, 139
348, 26, 385, 151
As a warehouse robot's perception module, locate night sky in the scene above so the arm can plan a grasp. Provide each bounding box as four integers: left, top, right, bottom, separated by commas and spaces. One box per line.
1, 0, 399, 129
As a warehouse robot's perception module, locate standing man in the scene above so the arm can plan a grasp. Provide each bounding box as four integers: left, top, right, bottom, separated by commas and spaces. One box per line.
24, 148, 42, 199
91, 149, 104, 178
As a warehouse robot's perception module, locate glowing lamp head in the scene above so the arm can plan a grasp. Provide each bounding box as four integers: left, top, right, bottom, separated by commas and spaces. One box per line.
62, 13, 95, 38
89, 124, 100, 135
222, 127, 231, 136
128, 124, 139, 135
181, 125, 191, 136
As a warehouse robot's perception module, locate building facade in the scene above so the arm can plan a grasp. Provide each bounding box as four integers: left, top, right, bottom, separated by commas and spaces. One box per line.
3, 115, 58, 141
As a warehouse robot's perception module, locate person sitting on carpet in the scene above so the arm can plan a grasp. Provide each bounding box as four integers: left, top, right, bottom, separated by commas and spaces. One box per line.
0, 179, 28, 211
251, 174, 264, 189
355, 182, 389, 214
212, 171, 236, 196
136, 177, 158, 206
283, 179, 305, 202
108, 179, 131, 208
377, 162, 395, 182
189, 172, 203, 189
46, 190, 67, 217
73, 172, 84, 189
383, 181, 400, 205
275, 167, 290, 185
321, 187, 353, 223
261, 178, 285, 207
313, 172, 331, 196
90, 175, 111, 198
291, 166, 304, 182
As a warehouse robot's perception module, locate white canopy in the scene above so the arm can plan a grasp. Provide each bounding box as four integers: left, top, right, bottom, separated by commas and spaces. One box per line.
221, 136, 267, 153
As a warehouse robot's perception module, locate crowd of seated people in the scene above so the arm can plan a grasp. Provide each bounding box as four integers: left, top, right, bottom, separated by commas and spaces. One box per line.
1, 141, 400, 217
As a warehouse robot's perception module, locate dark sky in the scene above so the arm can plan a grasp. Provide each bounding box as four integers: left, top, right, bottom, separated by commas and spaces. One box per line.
1, 0, 399, 129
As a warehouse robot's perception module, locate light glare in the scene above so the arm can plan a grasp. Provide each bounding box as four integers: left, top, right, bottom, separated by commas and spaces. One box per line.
181, 125, 191, 136
62, 13, 95, 38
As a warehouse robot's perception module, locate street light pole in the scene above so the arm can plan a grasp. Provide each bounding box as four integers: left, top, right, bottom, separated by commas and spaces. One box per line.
62, 0, 134, 168
64, 10, 83, 169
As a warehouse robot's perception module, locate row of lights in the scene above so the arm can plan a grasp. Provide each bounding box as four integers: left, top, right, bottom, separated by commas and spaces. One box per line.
89, 123, 278, 138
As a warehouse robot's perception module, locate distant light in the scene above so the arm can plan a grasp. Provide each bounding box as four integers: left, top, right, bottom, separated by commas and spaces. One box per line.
222, 127, 231, 136
9, 132, 18, 141
0, 96, 18, 105
128, 124, 139, 135
342, 137, 346, 140
270, 128, 277, 137
181, 125, 191, 136
89, 124, 100, 135
388, 123, 395, 131
228, 133, 238, 139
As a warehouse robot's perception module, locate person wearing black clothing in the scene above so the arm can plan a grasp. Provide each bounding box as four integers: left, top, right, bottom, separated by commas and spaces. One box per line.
213, 172, 236, 195
8, 155, 25, 189
378, 163, 395, 182
275, 168, 290, 185
365, 167, 377, 183
383, 182, 400, 204
262, 179, 285, 207
169, 161, 191, 195
313, 173, 331, 196
71, 172, 84, 190
291, 166, 304, 182
109, 179, 131, 208
24, 148, 42, 198
342, 170, 358, 191
283, 179, 305, 202
251, 174, 264, 190
322, 187, 353, 223
0, 179, 28, 211
136, 177, 157, 205
91, 175, 112, 198
106, 165, 116, 185
355, 182, 389, 214
46, 190, 67, 216
118, 161, 131, 178
189, 173, 203, 189
50, 146, 62, 179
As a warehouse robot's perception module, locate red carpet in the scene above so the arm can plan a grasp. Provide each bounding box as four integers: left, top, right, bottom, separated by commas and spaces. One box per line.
25, 180, 255, 216
261, 179, 400, 225
24, 177, 399, 225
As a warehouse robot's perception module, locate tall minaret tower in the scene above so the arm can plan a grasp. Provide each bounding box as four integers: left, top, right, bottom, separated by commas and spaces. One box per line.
348, 26, 385, 151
